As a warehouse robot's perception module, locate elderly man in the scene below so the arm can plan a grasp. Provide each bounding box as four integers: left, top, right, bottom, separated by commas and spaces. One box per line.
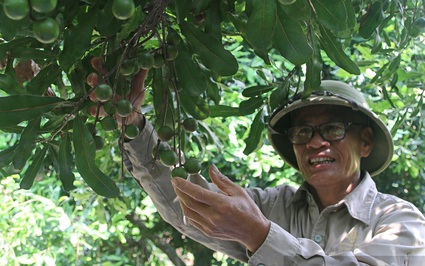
122, 78, 425, 265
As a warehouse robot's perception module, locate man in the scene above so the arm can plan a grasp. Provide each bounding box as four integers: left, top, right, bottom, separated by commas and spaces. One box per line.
119, 75, 425, 265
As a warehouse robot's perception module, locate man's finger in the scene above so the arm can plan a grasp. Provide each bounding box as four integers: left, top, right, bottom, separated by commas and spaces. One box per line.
209, 164, 239, 196
171, 177, 223, 206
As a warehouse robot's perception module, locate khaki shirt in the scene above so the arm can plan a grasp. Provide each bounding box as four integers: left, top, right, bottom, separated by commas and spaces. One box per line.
123, 121, 425, 265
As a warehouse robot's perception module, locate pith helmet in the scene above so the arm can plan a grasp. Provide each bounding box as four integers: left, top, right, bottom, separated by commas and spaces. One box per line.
268, 80, 393, 176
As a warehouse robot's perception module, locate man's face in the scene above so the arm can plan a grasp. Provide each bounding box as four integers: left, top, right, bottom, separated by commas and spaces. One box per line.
291, 105, 373, 189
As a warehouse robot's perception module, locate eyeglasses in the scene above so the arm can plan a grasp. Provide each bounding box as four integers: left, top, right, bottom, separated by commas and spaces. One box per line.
286, 121, 365, 145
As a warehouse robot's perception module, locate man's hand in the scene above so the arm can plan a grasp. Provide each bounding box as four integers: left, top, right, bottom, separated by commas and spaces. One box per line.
86, 56, 148, 127
171, 164, 271, 253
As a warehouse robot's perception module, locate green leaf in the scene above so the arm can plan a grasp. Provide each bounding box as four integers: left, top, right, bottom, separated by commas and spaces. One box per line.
359, 2, 384, 39
59, 7, 98, 71
242, 85, 275, 97
318, 25, 360, 75
0, 37, 34, 59
179, 21, 238, 76
210, 105, 240, 117
174, 0, 192, 23
304, 30, 322, 95
273, 8, 313, 65
179, 90, 210, 120
152, 68, 174, 126
246, 0, 277, 52
239, 96, 264, 116
12, 117, 41, 170
97, 0, 123, 37
243, 109, 265, 155
0, 145, 16, 169
311, 0, 355, 32
269, 82, 290, 111
0, 74, 26, 95
279, 0, 312, 21
204, 1, 222, 39
10, 47, 58, 60
20, 146, 48, 190
73, 116, 120, 197
59, 132, 76, 192
0, 95, 65, 129
174, 43, 208, 97
0, 8, 29, 41
26, 63, 62, 95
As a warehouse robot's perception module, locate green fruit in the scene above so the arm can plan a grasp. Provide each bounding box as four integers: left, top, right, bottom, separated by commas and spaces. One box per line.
112, 0, 135, 20
278, 0, 296, 5
94, 84, 113, 102
159, 150, 178, 166
138, 52, 155, 70
94, 135, 104, 150
115, 99, 133, 117
33, 18, 60, 44
30, 0, 58, 13
153, 53, 164, 68
103, 101, 115, 116
120, 59, 136, 76
124, 124, 140, 139
171, 167, 188, 178
182, 117, 198, 132
167, 30, 181, 45
3, 0, 30, 20
183, 158, 201, 174
157, 125, 174, 141
165, 45, 179, 61
151, 142, 169, 159
100, 116, 118, 131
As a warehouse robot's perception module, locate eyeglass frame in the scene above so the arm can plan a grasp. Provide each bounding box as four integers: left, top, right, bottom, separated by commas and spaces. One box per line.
285, 121, 366, 145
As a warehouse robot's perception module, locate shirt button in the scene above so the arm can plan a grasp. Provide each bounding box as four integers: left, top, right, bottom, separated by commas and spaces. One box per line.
314, 234, 323, 243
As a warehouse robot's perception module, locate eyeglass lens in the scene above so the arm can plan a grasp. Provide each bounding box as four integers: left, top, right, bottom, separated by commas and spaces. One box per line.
287, 122, 348, 144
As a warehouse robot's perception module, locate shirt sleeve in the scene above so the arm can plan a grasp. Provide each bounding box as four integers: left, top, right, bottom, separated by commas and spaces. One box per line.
246, 198, 425, 266
122, 120, 248, 262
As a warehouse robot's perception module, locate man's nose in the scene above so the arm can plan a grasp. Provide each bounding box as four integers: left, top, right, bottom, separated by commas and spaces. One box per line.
306, 131, 330, 148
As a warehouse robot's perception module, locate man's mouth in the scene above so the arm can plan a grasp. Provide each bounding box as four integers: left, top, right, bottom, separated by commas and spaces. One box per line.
309, 157, 335, 165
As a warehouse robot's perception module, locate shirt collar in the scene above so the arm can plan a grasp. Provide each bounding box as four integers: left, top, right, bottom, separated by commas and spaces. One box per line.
286, 171, 378, 225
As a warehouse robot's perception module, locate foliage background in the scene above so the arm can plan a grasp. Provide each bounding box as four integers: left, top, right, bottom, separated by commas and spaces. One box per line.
1, 0, 425, 265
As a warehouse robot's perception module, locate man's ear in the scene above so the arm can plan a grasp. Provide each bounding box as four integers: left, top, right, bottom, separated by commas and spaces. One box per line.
360, 127, 374, 158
